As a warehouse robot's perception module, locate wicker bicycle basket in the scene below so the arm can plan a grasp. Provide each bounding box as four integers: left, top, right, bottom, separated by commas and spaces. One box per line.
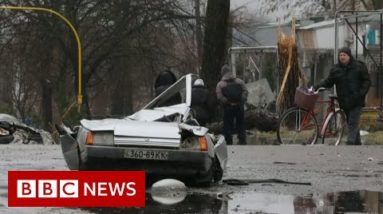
294, 86, 319, 110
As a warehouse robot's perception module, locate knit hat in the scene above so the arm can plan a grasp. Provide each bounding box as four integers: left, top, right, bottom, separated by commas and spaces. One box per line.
339, 47, 352, 57
221, 65, 231, 76
193, 79, 204, 86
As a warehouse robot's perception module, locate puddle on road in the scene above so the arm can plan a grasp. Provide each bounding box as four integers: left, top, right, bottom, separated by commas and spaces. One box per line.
82, 190, 383, 214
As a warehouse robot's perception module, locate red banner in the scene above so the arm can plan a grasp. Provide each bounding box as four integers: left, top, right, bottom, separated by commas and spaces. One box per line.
8, 171, 145, 207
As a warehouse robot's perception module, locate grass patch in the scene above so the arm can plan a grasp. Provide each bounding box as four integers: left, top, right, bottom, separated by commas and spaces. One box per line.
361, 131, 383, 145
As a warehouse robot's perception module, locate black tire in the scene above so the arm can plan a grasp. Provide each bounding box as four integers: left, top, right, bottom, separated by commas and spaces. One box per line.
0, 135, 14, 144
192, 156, 222, 187
322, 110, 346, 145
277, 107, 318, 145
213, 156, 223, 183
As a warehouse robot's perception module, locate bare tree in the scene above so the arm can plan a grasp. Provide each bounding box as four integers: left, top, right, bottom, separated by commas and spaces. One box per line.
0, 0, 201, 128
371, 0, 383, 9
200, 0, 230, 120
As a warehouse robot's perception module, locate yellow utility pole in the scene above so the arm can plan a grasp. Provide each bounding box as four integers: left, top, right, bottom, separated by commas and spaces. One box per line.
0, 6, 83, 108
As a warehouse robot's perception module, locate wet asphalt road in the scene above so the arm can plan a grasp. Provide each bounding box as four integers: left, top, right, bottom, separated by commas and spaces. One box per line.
1, 144, 383, 213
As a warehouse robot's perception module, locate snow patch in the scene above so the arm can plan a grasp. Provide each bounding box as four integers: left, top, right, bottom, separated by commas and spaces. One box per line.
151, 179, 187, 205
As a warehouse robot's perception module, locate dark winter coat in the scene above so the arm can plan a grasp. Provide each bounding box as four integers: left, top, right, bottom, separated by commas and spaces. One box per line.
154, 70, 177, 90
154, 70, 181, 106
315, 60, 371, 111
216, 72, 248, 105
191, 85, 210, 125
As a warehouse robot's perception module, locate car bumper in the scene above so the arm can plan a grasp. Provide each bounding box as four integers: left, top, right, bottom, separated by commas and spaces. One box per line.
82, 145, 213, 176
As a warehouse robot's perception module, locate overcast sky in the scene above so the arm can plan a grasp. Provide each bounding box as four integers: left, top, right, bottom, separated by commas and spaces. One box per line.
231, 0, 257, 10
231, 0, 260, 14
230, 0, 326, 22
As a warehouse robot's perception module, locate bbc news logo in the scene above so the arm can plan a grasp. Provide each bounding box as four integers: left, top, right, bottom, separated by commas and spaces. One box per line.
17, 179, 79, 198
8, 171, 145, 207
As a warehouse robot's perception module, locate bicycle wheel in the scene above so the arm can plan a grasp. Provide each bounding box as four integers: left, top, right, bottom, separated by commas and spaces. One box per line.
277, 107, 319, 145
322, 110, 346, 145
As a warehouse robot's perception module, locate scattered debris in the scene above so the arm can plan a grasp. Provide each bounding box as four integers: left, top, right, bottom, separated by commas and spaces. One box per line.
0, 114, 55, 145
223, 178, 311, 186
360, 130, 369, 136
222, 179, 249, 186
246, 78, 275, 109
273, 161, 297, 165
216, 191, 233, 200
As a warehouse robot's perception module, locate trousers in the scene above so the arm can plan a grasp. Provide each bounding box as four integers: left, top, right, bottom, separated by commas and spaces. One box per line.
344, 106, 362, 145
223, 104, 246, 145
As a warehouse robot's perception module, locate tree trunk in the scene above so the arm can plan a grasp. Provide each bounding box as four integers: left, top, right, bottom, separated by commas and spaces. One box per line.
200, 0, 230, 121
40, 79, 53, 132
111, 54, 133, 116
110, 71, 133, 116
195, 0, 203, 72
371, 0, 383, 9
276, 24, 300, 114
83, 86, 92, 118
277, 44, 299, 113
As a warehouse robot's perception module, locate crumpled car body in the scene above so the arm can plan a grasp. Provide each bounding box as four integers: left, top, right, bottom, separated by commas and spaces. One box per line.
0, 113, 53, 144
58, 74, 228, 186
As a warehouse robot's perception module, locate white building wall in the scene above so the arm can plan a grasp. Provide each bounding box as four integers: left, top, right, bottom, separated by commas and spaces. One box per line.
300, 22, 370, 61
314, 27, 335, 49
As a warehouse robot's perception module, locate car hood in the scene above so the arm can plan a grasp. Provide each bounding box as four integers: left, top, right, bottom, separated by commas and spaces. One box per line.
80, 118, 180, 139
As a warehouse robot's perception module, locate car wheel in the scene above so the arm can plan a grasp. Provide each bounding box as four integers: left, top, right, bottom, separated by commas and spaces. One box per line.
192, 156, 222, 187
213, 156, 223, 183
0, 135, 14, 144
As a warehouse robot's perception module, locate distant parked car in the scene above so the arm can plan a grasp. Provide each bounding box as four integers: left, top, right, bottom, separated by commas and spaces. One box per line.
57, 74, 228, 186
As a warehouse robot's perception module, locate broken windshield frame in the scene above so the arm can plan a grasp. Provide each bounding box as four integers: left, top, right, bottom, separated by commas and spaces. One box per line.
142, 74, 198, 110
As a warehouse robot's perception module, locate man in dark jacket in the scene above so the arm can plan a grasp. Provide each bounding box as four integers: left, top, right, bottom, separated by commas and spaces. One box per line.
154, 70, 182, 106
315, 47, 371, 145
191, 79, 209, 126
216, 65, 248, 145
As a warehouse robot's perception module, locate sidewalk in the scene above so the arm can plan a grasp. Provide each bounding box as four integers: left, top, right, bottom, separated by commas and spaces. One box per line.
242, 129, 383, 145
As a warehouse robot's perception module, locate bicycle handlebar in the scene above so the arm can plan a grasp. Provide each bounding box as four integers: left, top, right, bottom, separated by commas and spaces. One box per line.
308, 86, 326, 94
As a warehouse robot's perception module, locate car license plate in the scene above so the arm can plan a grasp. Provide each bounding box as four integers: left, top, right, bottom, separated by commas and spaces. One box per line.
124, 149, 168, 160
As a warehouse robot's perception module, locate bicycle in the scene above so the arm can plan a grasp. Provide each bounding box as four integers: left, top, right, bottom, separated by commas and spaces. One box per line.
277, 86, 347, 145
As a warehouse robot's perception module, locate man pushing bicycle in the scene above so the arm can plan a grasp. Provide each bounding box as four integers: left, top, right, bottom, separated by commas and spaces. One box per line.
314, 47, 371, 145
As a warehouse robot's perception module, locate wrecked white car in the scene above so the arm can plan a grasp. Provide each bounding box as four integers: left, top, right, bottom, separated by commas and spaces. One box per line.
0, 113, 53, 144
57, 74, 227, 186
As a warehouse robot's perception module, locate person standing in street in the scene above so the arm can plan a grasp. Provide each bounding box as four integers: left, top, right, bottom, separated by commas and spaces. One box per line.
314, 47, 371, 145
216, 65, 248, 145
154, 70, 181, 106
191, 79, 210, 126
